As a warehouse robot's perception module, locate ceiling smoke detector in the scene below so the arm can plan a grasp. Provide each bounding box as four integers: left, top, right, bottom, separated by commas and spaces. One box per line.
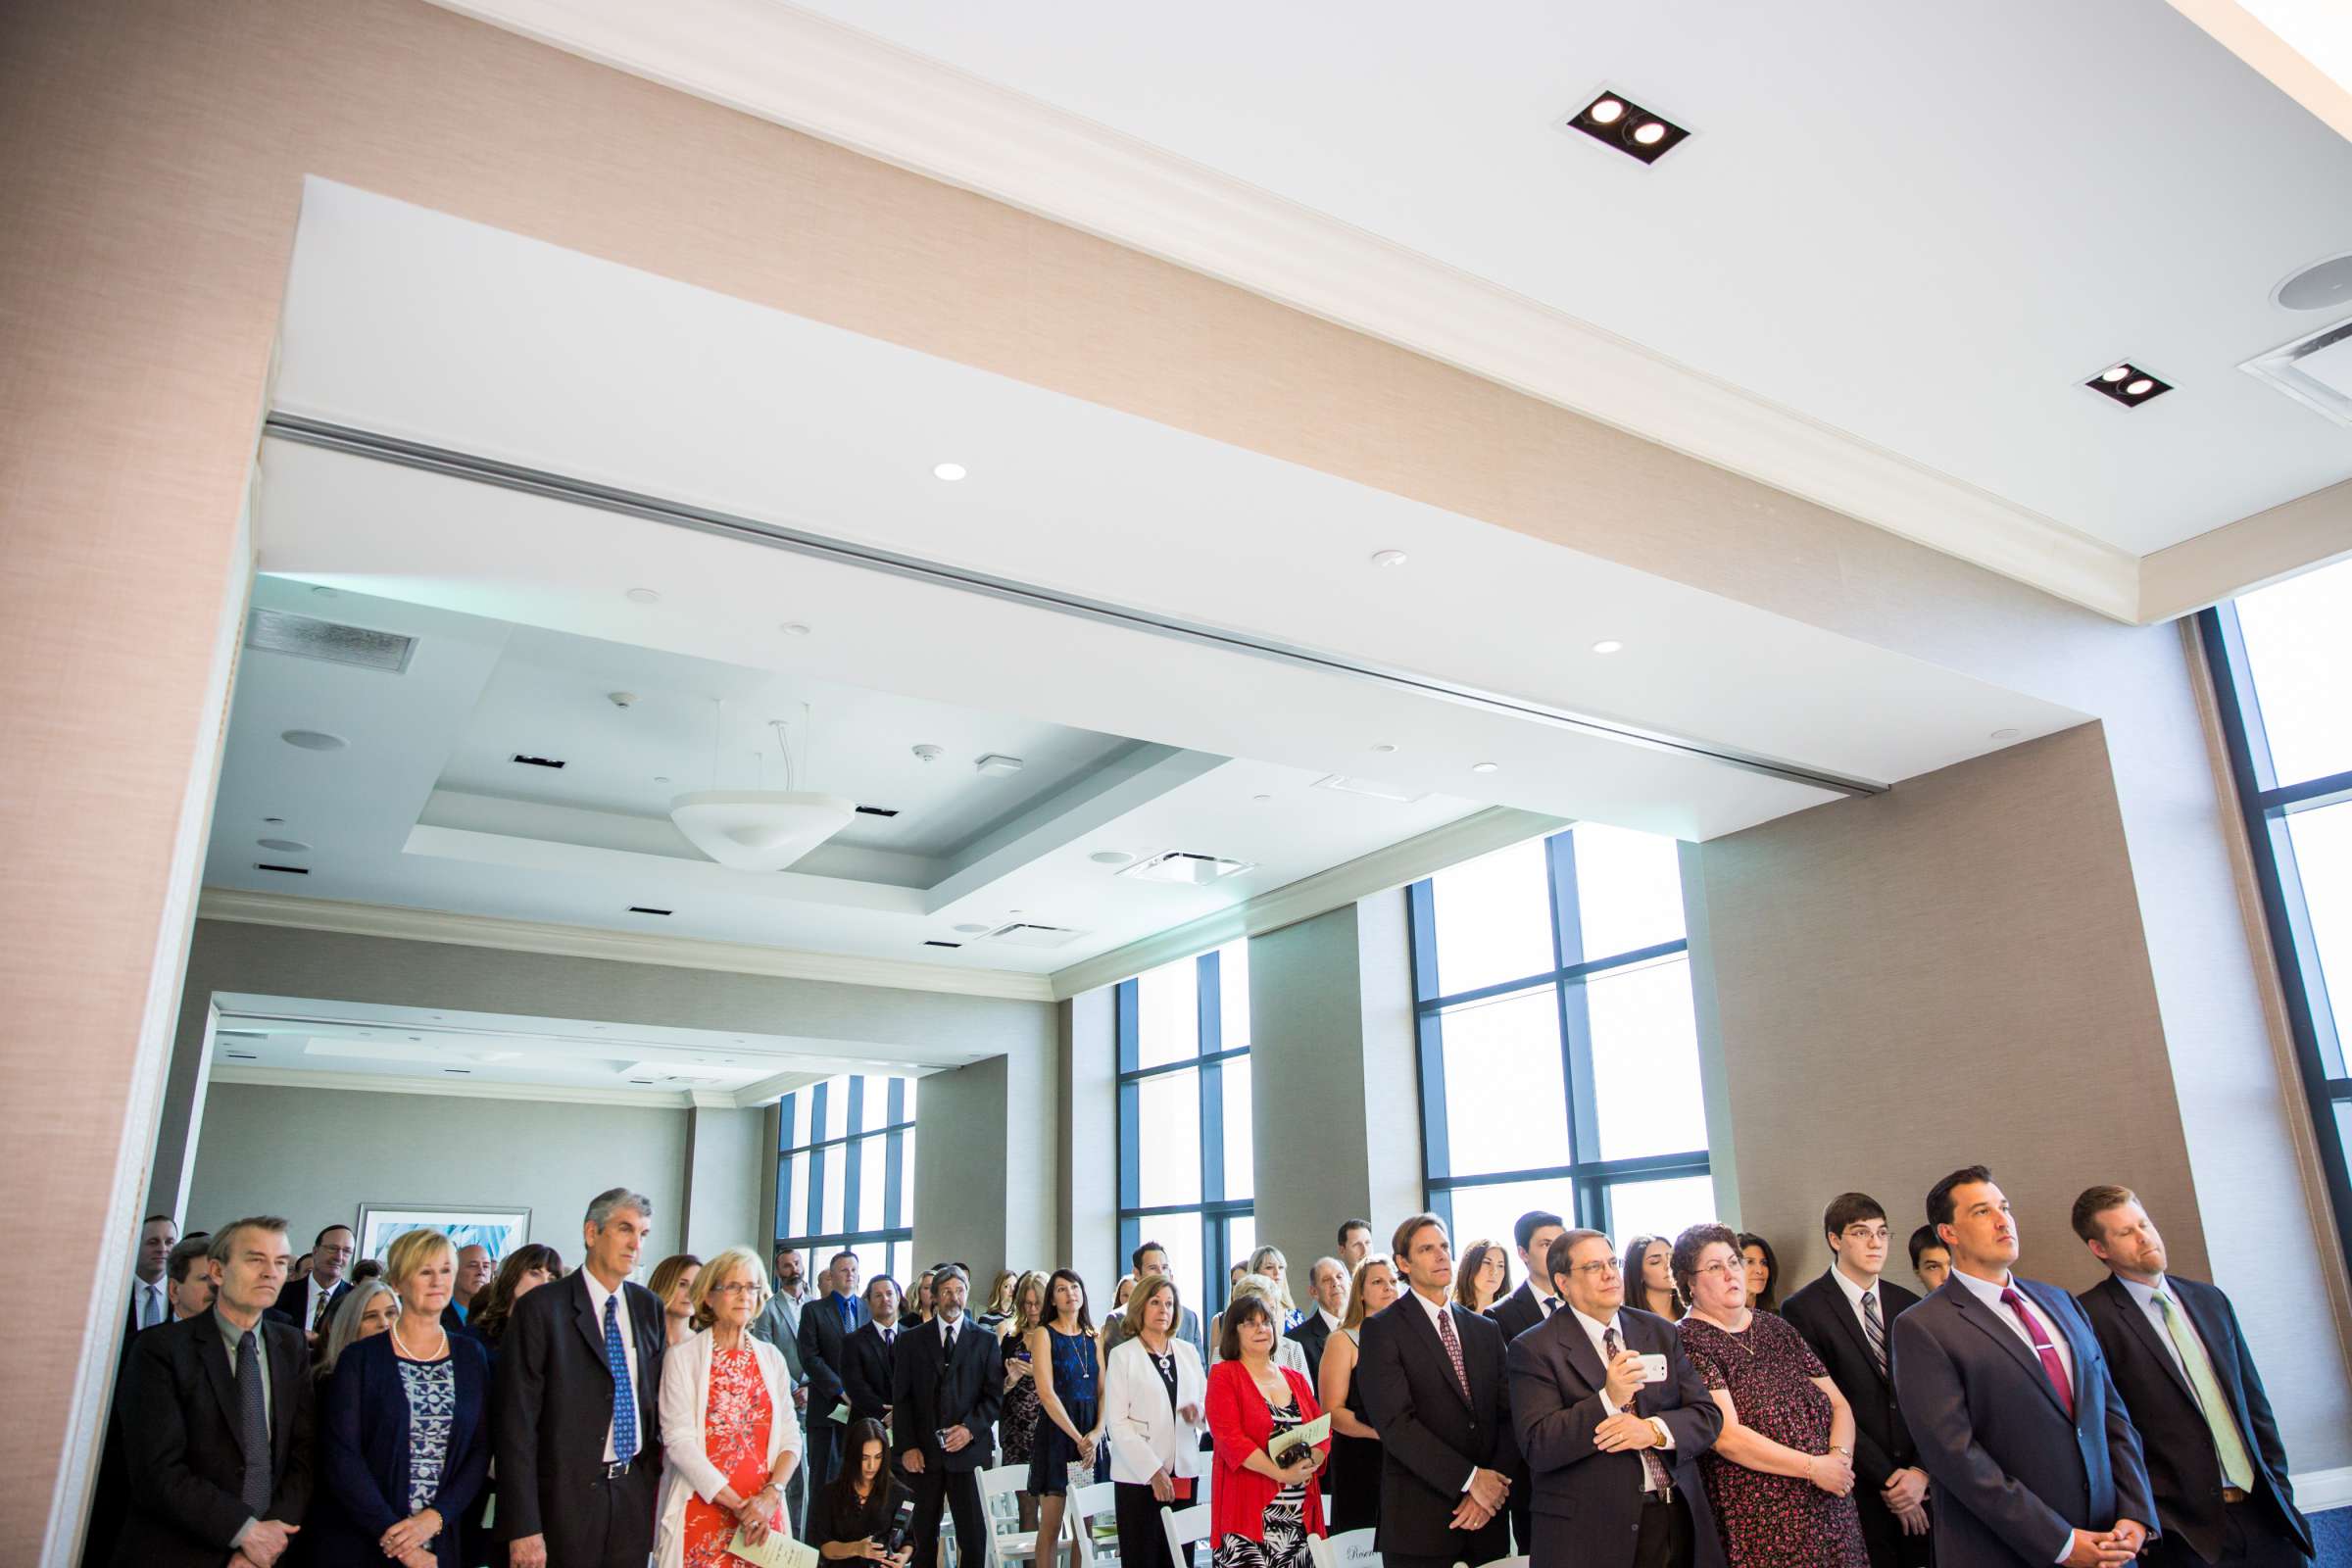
1118, 850, 1255, 885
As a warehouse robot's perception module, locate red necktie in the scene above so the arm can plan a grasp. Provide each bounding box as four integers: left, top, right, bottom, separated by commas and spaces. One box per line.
1433, 1303, 1470, 1401
1998, 1288, 2075, 1419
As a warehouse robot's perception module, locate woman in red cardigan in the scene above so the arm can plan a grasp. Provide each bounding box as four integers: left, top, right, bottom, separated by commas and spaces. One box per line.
1205, 1294, 1329, 1568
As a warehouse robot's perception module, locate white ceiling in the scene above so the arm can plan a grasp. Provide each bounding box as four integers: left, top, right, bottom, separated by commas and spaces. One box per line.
766, 0, 2352, 559
221, 179, 2095, 980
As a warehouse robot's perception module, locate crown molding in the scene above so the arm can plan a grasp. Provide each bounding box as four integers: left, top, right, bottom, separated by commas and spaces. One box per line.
2137, 475, 2352, 623
209, 1063, 696, 1108
426, 0, 2141, 622
1048, 806, 1566, 1001
196, 888, 1058, 1002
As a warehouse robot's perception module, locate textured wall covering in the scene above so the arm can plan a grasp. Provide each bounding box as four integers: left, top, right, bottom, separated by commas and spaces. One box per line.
5, 0, 2346, 1554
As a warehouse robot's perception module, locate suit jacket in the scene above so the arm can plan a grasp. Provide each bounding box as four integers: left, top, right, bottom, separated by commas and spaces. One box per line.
492, 1270, 666, 1543
1288, 1312, 1334, 1385
2076, 1275, 2310, 1564
112, 1310, 315, 1567
889, 1314, 1003, 1471
842, 1319, 904, 1425
1488, 1278, 1561, 1347
1892, 1275, 2156, 1568
1355, 1293, 1524, 1560
273, 1273, 352, 1338
312, 1329, 493, 1567
1506, 1304, 1723, 1568
1782, 1269, 1922, 1489
799, 1291, 871, 1418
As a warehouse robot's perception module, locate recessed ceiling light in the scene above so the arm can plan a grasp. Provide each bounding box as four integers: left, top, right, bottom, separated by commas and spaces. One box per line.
1591, 639, 1625, 655
1471, 761, 1500, 774
625, 587, 662, 605
1990, 727, 2022, 741
2084, 362, 2172, 407
779, 622, 811, 637
1089, 850, 1136, 866
1371, 743, 1398, 754
257, 837, 311, 853
1566, 90, 1690, 164
954, 922, 990, 934
1371, 550, 1409, 568
933, 463, 967, 482
280, 729, 347, 752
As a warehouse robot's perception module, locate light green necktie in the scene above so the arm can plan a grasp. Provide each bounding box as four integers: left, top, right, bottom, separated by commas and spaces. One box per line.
2153, 1289, 2254, 1490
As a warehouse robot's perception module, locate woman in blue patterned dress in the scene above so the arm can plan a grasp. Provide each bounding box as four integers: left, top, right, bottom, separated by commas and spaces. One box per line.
315, 1227, 492, 1567
1028, 1268, 1105, 1568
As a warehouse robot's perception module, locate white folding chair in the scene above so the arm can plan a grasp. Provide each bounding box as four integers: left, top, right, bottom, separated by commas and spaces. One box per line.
980, 1462, 1049, 1568
1306, 1527, 1382, 1568
1161, 1502, 1212, 1568
1068, 1480, 1121, 1567
1471, 1558, 1528, 1568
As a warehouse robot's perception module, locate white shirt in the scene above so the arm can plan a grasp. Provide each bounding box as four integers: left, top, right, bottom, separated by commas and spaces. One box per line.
298, 1272, 345, 1333
581, 1269, 644, 1462
131, 1275, 168, 1331
1950, 1269, 2075, 1396
1568, 1304, 1676, 1483
1317, 1307, 1343, 1336
1829, 1264, 1886, 1348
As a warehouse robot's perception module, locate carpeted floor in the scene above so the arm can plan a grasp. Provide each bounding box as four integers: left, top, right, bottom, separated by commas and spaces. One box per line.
2312, 1505, 2349, 1568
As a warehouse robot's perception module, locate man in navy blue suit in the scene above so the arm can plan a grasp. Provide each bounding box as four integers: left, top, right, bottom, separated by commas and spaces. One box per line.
1893, 1166, 2154, 1568
2071, 1186, 2313, 1568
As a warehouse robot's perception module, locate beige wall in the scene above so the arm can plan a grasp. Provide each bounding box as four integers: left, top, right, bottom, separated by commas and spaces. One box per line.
7, 1, 2348, 1553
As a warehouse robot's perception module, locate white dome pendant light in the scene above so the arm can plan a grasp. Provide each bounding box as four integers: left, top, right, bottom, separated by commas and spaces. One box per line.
670, 705, 855, 873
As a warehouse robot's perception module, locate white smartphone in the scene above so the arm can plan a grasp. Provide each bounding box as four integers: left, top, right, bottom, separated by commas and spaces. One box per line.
1637, 1352, 1670, 1384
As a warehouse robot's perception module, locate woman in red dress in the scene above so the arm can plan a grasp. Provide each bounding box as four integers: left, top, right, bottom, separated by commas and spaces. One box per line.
656, 1245, 806, 1568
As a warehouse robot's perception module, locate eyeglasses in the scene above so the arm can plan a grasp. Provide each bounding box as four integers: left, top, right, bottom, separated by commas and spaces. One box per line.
1569, 1259, 1621, 1278
1693, 1261, 1741, 1280
710, 1281, 763, 1297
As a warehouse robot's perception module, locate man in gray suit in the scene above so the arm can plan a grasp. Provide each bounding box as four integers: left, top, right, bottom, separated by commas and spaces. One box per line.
751, 1246, 811, 1532
1893, 1167, 2154, 1568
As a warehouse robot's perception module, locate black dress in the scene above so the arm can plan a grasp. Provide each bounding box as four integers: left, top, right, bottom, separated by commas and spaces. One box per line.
1324, 1327, 1380, 1533
808, 1475, 918, 1559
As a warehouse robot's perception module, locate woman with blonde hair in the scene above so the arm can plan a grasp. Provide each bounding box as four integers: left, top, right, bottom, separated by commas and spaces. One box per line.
313, 1228, 492, 1566
656, 1245, 803, 1568
979, 1267, 1020, 1328
1248, 1246, 1303, 1332
1317, 1255, 1398, 1532
650, 1252, 705, 1348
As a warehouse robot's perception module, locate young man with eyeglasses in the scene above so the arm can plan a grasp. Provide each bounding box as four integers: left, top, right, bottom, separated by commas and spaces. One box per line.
1783, 1193, 1932, 1568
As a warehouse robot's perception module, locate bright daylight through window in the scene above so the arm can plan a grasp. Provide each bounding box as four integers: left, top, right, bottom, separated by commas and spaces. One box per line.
774, 1073, 917, 1288
1408, 823, 1713, 1254
2203, 556, 2352, 1266
1116, 941, 1253, 1317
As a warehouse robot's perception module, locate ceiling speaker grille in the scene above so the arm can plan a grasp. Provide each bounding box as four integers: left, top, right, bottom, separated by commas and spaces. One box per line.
246, 609, 416, 672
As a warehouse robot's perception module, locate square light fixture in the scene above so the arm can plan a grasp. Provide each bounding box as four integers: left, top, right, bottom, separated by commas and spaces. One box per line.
2084, 361, 2172, 407
1564, 90, 1690, 165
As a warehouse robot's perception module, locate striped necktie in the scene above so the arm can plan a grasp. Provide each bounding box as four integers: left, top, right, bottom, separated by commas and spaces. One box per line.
1861, 1289, 1887, 1376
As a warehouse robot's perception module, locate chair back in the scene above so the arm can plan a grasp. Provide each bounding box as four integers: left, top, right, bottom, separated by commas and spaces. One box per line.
1160, 1502, 1212, 1568
1068, 1480, 1120, 1566
978, 1463, 1046, 1568
1306, 1527, 1383, 1568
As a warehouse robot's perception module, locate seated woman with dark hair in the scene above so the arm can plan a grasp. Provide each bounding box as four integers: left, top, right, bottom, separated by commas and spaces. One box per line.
1624, 1234, 1684, 1321
808, 1418, 915, 1564
1738, 1232, 1783, 1313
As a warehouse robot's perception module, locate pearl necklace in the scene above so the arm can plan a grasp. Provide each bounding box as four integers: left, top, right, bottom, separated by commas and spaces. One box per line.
392, 1317, 449, 1361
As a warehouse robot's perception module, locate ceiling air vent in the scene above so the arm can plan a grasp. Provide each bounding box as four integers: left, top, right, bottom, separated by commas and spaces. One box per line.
255, 862, 310, 875
1310, 773, 1428, 805
222, 1051, 259, 1061
2242, 317, 2352, 427
856, 805, 901, 818
627, 906, 672, 916
986, 922, 1084, 949
1119, 851, 1255, 885
245, 609, 416, 673
513, 754, 567, 769
924, 939, 963, 950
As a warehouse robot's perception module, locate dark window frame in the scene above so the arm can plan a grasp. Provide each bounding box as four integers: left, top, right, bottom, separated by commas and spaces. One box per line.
2198, 606, 2352, 1266
774, 1074, 916, 1269
1408, 828, 1711, 1237
1115, 947, 1254, 1309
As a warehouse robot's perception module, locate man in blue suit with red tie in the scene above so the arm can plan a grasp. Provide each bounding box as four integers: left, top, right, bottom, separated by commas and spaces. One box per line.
1892, 1166, 2155, 1568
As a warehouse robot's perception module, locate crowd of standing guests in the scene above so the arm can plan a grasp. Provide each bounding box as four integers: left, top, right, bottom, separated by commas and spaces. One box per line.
96, 1167, 2318, 1568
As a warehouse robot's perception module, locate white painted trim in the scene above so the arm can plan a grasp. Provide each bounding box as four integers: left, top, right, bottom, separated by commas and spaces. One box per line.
2294, 1462, 2352, 1512
194, 888, 1058, 1002
1048, 806, 1565, 1000
209, 1063, 699, 1109
2137, 476, 2352, 623
425, 0, 2143, 621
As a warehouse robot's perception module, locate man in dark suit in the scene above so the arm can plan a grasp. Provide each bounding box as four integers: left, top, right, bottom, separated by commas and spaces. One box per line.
122, 1211, 179, 1354
892, 1264, 1004, 1568
2071, 1186, 2313, 1568
1488, 1208, 1570, 1345
1893, 1166, 2155, 1568
1783, 1192, 1931, 1568
90, 1234, 220, 1566
1289, 1254, 1348, 1385
842, 1274, 906, 1428
800, 1246, 871, 1499
1507, 1227, 1720, 1568
1357, 1213, 1521, 1568
113, 1215, 313, 1568
271, 1223, 355, 1354
495, 1187, 666, 1568
1102, 1239, 1207, 1361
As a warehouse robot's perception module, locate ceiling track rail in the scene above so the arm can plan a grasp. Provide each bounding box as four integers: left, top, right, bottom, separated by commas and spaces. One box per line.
262, 412, 1886, 799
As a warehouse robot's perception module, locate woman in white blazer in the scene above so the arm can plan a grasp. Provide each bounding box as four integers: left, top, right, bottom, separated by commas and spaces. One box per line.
655, 1245, 805, 1568
1102, 1274, 1210, 1568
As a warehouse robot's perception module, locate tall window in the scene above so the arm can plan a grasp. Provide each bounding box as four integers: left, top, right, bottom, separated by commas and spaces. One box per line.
1116, 942, 1253, 1315
2202, 559, 2352, 1266
1407, 823, 1713, 1254
775, 1073, 917, 1289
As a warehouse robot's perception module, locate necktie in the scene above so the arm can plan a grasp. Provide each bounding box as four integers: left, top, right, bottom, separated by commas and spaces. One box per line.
1861, 1290, 1887, 1377
1998, 1288, 2075, 1419
1543, 1296, 1559, 1318
141, 1283, 163, 1330
1602, 1326, 1673, 1494
839, 1294, 856, 1331
312, 1287, 334, 1333
605, 1294, 639, 1464
884, 1328, 896, 1347
235, 1330, 271, 1517
1433, 1303, 1470, 1401
2153, 1291, 2255, 1490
